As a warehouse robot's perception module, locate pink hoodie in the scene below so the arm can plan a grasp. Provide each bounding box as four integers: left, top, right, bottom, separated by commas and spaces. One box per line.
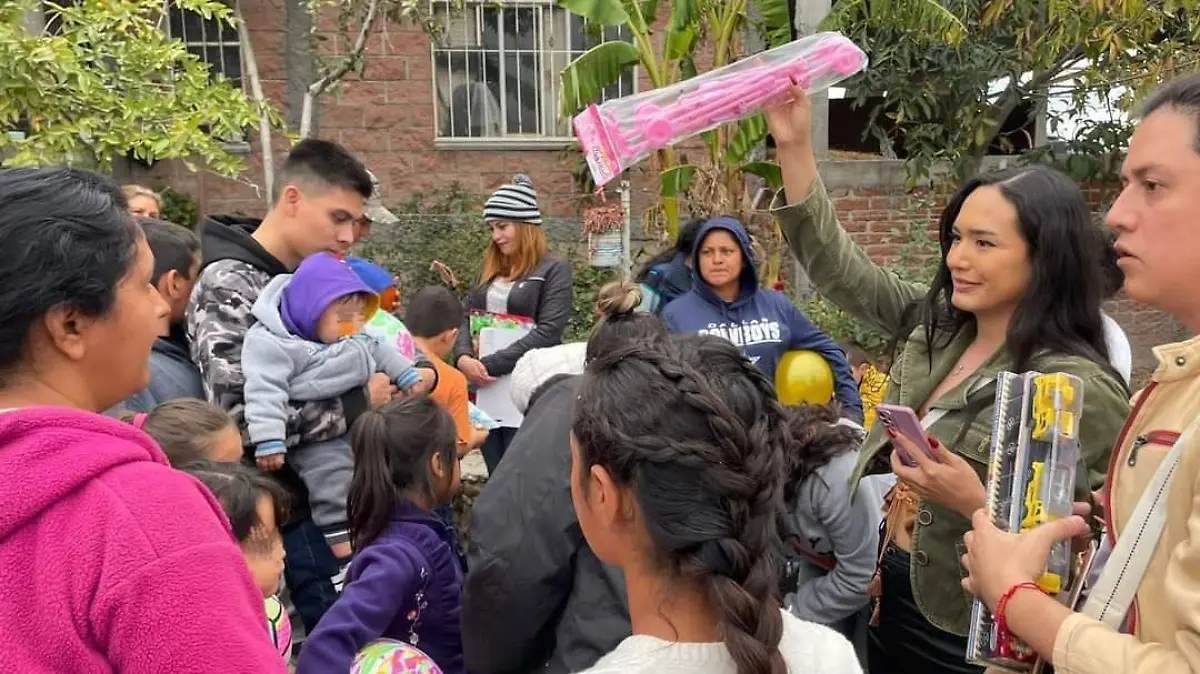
0, 407, 286, 673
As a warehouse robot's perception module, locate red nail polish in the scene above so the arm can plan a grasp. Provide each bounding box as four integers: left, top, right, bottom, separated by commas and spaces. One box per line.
886, 427, 897, 438
928, 436, 940, 448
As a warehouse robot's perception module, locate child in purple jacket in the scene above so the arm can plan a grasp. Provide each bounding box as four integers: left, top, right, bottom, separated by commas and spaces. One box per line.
297, 397, 465, 674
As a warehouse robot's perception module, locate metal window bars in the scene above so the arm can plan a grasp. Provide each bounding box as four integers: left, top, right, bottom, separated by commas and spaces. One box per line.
167, 1, 243, 87
431, 0, 635, 140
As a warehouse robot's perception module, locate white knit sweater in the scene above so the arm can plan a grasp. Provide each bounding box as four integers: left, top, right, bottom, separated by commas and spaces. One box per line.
576, 610, 863, 674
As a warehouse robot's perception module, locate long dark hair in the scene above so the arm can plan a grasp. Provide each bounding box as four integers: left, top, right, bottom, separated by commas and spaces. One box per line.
348, 398, 458, 549
781, 404, 861, 502
901, 165, 1111, 375
635, 218, 704, 282
573, 334, 790, 674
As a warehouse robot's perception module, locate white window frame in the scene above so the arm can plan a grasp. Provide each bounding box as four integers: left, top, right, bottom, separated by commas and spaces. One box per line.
430, 0, 638, 150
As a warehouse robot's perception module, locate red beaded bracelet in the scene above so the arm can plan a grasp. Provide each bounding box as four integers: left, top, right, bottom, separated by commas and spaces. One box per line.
995, 581, 1046, 661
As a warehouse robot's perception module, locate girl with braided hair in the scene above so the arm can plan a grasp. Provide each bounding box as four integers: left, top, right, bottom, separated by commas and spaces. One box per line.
570, 334, 862, 674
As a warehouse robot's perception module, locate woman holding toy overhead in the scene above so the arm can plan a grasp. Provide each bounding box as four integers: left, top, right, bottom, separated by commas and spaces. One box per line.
765, 88, 1129, 673
454, 174, 572, 472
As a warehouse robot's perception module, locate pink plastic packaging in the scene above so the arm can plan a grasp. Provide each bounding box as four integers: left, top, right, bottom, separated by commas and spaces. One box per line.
573, 31, 868, 187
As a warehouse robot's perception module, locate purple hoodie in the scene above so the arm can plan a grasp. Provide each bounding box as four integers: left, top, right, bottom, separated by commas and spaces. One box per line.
281, 253, 377, 342
297, 499, 467, 674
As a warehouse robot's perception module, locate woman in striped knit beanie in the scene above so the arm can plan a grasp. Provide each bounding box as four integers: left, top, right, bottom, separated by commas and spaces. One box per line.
453, 174, 573, 471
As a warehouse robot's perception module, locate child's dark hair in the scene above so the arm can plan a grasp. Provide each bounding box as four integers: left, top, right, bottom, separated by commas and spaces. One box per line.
781, 404, 861, 502
119, 398, 236, 466
585, 282, 668, 362
405, 285, 463, 338
181, 459, 289, 550
349, 397, 458, 549
572, 333, 789, 674
839, 341, 872, 369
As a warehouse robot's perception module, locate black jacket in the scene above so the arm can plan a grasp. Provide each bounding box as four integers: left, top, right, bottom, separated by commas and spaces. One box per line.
453, 257, 573, 377
461, 375, 630, 674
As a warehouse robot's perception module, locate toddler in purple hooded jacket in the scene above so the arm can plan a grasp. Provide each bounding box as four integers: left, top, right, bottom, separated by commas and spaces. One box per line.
242, 252, 433, 560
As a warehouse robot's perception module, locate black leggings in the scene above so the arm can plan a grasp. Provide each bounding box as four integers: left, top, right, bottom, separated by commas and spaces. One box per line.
867, 545, 983, 674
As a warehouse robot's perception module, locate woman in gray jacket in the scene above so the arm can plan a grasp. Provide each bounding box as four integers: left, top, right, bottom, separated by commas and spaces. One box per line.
454, 174, 573, 471
779, 404, 879, 640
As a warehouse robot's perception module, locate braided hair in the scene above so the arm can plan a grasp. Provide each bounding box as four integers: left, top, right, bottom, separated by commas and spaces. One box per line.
572, 333, 790, 674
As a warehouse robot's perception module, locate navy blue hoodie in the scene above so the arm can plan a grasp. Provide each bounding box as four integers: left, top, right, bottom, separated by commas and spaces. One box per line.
661, 217, 863, 422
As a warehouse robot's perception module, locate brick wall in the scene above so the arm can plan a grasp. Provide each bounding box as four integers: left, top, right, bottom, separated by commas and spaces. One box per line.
122, 0, 672, 219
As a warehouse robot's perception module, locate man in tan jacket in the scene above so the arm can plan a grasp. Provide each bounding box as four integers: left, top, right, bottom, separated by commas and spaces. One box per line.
960, 73, 1200, 673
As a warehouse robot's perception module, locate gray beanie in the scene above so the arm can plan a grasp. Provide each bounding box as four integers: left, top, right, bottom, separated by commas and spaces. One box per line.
483, 173, 542, 225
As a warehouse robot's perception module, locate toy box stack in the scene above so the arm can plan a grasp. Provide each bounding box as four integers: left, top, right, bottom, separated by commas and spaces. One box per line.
966, 372, 1084, 670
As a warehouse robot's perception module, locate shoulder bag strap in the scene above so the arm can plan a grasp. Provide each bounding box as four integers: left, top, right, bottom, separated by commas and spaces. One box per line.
1081, 416, 1200, 629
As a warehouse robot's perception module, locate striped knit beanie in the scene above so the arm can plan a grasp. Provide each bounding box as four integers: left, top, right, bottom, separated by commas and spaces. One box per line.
483, 173, 542, 225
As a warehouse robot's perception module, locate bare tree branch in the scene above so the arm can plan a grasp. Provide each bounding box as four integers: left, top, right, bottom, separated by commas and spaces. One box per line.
299, 0, 381, 138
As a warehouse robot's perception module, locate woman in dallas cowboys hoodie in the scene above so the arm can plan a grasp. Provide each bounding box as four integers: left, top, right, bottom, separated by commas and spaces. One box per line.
661, 216, 863, 423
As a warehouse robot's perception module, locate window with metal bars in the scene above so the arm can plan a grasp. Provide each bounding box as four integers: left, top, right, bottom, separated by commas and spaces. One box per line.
431, 0, 636, 140
167, 4, 243, 88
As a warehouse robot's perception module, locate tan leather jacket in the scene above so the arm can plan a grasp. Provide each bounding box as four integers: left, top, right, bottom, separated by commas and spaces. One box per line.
1054, 335, 1200, 673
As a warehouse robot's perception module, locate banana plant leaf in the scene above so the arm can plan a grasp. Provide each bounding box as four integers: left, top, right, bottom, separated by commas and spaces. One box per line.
559, 40, 643, 117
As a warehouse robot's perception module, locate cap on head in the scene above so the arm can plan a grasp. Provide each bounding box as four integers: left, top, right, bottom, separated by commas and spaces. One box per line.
363, 169, 398, 225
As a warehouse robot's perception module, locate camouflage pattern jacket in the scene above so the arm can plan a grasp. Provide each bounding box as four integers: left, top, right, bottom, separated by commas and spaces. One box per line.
186, 215, 365, 450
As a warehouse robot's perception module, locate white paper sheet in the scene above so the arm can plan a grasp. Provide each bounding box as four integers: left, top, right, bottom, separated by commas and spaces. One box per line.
476, 326, 531, 428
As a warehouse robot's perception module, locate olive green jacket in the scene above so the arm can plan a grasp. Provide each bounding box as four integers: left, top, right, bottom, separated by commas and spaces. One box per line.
772, 178, 1131, 636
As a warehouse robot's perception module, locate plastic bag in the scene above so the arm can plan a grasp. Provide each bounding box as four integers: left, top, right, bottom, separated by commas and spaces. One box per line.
573, 31, 868, 186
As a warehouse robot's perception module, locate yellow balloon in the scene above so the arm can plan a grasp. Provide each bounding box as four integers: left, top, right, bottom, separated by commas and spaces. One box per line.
775, 350, 835, 405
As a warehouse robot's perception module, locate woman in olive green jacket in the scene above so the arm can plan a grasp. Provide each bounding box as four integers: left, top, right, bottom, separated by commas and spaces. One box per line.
765, 91, 1131, 673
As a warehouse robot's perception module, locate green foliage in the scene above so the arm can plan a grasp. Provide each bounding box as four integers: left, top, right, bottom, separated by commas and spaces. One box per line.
826, 0, 1200, 184
1022, 120, 1130, 182
354, 184, 490, 300
158, 186, 199, 228
797, 192, 941, 362
0, 0, 279, 175
556, 0, 792, 239
563, 258, 618, 343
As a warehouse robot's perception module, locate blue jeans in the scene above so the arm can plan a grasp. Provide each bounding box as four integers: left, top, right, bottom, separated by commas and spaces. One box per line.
282, 516, 340, 632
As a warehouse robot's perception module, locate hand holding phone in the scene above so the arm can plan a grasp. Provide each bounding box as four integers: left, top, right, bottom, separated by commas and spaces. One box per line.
876, 404, 939, 467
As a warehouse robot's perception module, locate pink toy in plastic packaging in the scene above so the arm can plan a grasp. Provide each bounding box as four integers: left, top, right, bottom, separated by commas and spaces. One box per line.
573, 31, 867, 187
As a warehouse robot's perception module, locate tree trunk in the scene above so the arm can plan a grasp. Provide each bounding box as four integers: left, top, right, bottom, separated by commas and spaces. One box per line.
237, 8, 274, 204
298, 0, 383, 139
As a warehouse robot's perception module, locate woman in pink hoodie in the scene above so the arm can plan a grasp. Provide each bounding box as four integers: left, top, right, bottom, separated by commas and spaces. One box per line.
0, 168, 287, 673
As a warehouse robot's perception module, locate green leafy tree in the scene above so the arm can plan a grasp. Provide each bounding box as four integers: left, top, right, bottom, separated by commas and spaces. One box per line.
557, 0, 792, 243
826, 0, 1200, 183
0, 0, 278, 176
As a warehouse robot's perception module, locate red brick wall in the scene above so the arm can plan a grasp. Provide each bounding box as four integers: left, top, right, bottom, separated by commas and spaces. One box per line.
129, 0, 669, 218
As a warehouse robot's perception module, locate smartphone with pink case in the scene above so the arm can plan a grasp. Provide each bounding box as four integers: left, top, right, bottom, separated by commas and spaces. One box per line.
876, 403, 938, 466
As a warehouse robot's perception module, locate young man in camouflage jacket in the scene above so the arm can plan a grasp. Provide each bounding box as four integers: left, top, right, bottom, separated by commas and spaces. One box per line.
187, 139, 430, 630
